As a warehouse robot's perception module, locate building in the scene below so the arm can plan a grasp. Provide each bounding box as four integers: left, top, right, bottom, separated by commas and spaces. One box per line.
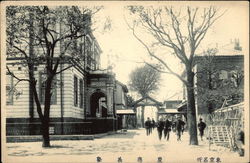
158, 100, 186, 121
179, 40, 244, 116
115, 81, 136, 129
195, 55, 244, 115
5, 7, 127, 135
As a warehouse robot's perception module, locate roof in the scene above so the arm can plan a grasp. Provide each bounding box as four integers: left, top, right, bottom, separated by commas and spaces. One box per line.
177, 101, 187, 112
88, 70, 114, 78
132, 95, 163, 107
116, 109, 135, 114
158, 109, 184, 114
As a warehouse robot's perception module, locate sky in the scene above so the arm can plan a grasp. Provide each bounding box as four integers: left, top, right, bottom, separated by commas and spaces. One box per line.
92, 1, 248, 101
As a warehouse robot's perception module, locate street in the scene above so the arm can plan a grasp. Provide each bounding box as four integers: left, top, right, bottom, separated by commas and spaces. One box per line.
4, 129, 244, 163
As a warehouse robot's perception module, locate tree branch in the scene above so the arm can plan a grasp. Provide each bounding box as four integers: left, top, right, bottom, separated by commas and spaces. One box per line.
55, 64, 74, 74
6, 66, 30, 83
126, 19, 188, 85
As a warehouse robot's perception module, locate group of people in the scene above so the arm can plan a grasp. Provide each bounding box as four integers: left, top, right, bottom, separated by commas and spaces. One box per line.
144, 117, 156, 136
145, 116, 186, 141
145, 116, 207, 142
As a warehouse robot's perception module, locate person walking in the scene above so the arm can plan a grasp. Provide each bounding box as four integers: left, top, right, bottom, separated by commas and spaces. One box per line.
176, 117, 185, 141
152, 118, 156, 130
172, 119, 176, 133
145, 117, 151, 136
149, 119, 153, 135
164, 117, 172, 141
198, 118, 206, 141
157, 118, 165, 140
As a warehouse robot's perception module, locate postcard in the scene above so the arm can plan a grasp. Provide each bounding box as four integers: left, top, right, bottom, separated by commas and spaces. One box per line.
1, 1, 249, 163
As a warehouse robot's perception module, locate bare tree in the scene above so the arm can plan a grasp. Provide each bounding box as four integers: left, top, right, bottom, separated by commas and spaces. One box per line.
129, 64, 161, 127
6, 6, 103, 147
126, 6, 224, 145
129, 64, 161, 97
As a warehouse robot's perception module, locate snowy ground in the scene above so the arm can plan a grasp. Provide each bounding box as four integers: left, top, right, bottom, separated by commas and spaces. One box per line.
3, 129, 247, 163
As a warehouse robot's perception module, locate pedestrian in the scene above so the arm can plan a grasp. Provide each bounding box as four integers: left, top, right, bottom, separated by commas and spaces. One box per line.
149, 119, 153, 135
157, 117, 165, 140
145, 117, 151, 136
198, 118, 206, 141
152, 118, 156, 130
164, 117, 172, 141
172, 120, 176, 133
176, 117, 185, 141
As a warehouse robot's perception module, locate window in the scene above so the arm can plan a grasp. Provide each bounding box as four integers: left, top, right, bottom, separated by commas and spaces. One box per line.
74, 76, 78, 106
79, 79, 83, 108
6, 74, 13, 105
40, 72, 57, 105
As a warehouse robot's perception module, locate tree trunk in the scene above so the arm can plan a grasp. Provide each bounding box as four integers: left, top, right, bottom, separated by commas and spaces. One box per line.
42, 76, 53, 147
141, 106, 145, 128
42, 120, 50, 147
186, 70, 198, 145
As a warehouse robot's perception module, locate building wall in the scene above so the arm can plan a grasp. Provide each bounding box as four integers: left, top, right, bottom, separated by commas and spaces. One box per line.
195, 55, 244, 114
6, 63, 30, 118
114, 83, 127, 109
6, 63, 86, 120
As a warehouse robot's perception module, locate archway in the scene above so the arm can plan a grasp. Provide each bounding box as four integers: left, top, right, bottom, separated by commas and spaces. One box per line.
90, 91, 107, 117
132, 96, 162, 128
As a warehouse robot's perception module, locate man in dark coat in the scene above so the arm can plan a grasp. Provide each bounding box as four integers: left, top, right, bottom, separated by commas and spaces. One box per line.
176, 117, 185, 141
145, 117, 151, 136
151, 118, 156, 130
198, 118, 206, 141
164, 118, 172, 141
157, 118, 165, 140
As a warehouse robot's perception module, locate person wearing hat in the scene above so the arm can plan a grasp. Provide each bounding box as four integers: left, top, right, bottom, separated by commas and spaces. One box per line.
198, 118, 206, 141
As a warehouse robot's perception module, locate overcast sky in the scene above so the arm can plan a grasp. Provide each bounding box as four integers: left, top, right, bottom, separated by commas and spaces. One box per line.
92, 1, 248, 101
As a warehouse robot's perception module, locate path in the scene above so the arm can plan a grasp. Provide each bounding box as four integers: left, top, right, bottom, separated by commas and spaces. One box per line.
3, 129, 246, 163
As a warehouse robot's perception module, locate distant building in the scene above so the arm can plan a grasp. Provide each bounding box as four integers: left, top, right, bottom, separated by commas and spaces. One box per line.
158, 100, 186, 121
132, 96, 162, 127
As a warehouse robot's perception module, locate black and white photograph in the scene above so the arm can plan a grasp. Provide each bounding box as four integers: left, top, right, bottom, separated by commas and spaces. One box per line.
1, 1, 249, 163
